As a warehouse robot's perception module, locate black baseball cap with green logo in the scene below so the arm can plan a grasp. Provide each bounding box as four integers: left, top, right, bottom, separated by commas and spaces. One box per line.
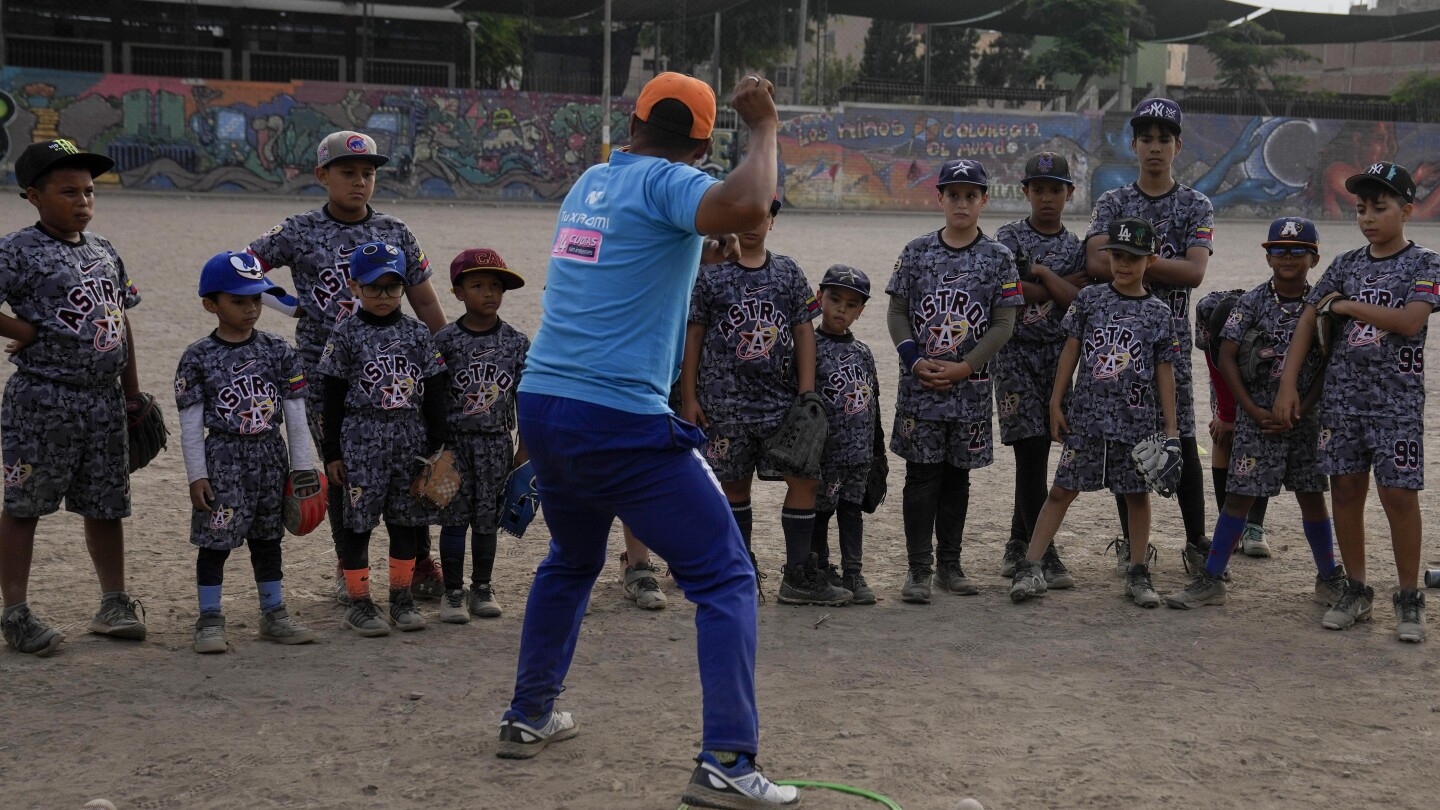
1099, 217, 1157, 256
15, 138, 114, 197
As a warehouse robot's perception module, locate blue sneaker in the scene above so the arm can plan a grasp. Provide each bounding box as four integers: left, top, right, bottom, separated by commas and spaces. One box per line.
681, 752, 801, 808
496, 709, 578, 759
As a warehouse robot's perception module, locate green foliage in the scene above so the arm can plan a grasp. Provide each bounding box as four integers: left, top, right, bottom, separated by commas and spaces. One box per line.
1392, 72, 1440, 121
466, 13, 525, 89
805, 54, 860, 106
1022, 0, 1151, 102
926, 25, 979, 87
860, 19, 921, 83
1200, 19, 1314, 102
976, 32, 1036, 88
665, 1, 819, 87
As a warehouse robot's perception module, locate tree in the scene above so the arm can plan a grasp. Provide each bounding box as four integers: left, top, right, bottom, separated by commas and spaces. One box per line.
665, 1, 824, 88
925, 25, 979, 87
860, 19, 921, 84
1392, 72, 1440, 122
1199, 19, 1316, 115
466, 13, 525, 89
1022, 0, 1152, 106
805, 54, 860, 106
975, 32, 1036, 89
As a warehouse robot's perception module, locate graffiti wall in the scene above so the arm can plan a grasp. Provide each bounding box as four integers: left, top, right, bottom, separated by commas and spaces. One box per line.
5, 66, 1440, 218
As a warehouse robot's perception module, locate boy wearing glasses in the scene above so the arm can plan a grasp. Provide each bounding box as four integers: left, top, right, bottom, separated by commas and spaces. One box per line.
317, 242, 450, 637
1167, 217, 1343, 610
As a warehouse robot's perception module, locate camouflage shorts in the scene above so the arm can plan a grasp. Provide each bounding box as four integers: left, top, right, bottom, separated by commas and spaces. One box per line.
817, 461, 868, 512
2, 374, 129, 519
1226, 413, 1326, 497
889, 414, 993, 469
191, 431, 288, 550
704, 419, 815, 482
1052, 432, 1147, 495
340, 410, 437, 532
994, 340, 1064, 445
1317, 414, 1424, 490
437, 430, 512, 533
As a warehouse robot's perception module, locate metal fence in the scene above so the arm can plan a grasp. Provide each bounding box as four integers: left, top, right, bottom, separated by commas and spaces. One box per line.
837, 78, 1068, 110
6, 36, 109, 73
1177, 91, 1437, 123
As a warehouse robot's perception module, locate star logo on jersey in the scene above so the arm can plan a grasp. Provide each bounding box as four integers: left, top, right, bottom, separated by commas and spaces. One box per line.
92, 304, 125, 352
843, 384, 872, 415
1058, 445, 1077, 468
1347, 321, 1387, 347
899, 417, 916, 439
998, 392, 1020, 420
706, 437, 731, 461
209, 508, 236, 530
349, 485, 364, 507
380, 375, 417, 409
926, 317, 969, 356
464, 384, 502, 415
1233, 456, 1258, 478
3, 460, 33, 489
1317, 427, 1334, 451
1092, 345, 1133, 379
736, 321, 780, 361
238, 396, 276, 435
1023, 301, 1054, 325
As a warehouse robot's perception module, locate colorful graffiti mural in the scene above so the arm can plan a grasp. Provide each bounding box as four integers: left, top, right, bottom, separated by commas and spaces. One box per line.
5, 67, 1440, 217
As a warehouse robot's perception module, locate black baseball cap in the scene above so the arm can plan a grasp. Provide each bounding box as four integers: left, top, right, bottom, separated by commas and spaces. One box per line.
1130, 98, 1183, 135
1345, 161, 1416, 203
15, 138, 114, 197
935, 159, 988, 190
819, 264, 871, 301
1021, 151, 1073, 186
1099, 217, 1157, 256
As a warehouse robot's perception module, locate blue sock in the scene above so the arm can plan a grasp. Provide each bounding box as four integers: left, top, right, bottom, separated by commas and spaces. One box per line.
256, 580, 283, 613
198, 584, 223, 616
439, 524, 468, 591
1303, 518, 1337, 577
1205, 512, 1247, 578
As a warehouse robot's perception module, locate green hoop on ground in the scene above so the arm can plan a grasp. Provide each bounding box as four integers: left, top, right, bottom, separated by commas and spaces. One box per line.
677, 779, 903, 810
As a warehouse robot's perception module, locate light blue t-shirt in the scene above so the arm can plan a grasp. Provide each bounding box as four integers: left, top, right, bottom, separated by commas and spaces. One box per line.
520, 150, 718, 414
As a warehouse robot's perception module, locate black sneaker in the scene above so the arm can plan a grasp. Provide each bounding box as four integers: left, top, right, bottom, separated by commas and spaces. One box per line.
1183, 539, 1211, 577
748, 552, 768, 603
933, 560, 978, 595
840, 570, 876, 605
777, 554, 852, 606
1000, 538, 1028, 577
1395, 589, 1426, 643
1041, 545, 1075, 589
901, 565, 933, 604
819, 562, 843, 588
1, 604, 64, 656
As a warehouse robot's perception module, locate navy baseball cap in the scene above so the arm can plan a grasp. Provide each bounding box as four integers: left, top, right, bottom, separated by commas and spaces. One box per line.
1130, 98, 1183, 134
1021, 151, 1073, 186
348, 241, 406, 285
1099, 217, 1157, 256
1262, 216, 1319, 248
199, 251, 284, 297
819, 264, 871, 301
936, 159, 988, 190
1345, 161, 1416, 203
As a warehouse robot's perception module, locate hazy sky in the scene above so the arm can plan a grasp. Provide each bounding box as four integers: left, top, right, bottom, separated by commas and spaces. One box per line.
1240, 0, 1365, 12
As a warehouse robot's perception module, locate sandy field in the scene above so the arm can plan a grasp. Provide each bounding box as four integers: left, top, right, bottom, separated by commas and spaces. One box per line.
2, 194, 1439, 810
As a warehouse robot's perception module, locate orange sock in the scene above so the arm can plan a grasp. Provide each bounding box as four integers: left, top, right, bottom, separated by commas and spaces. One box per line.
343, 568, 371, 600
389, 557, 416, 590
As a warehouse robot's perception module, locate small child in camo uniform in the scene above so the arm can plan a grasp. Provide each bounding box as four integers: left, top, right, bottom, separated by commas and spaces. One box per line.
318, 242, 450, 637
807, 264, 880, 605
177, 251, 319, 653
434, 248, 530, 624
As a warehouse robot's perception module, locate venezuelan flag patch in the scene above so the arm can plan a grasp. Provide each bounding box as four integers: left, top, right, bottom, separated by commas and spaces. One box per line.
804, 294, 819, 315
288, 373, 306, 391
1194, 226, 1214, 241
1414, 279, 1438, 296
416, 251, 429, 271
1000, 281, 1021, 298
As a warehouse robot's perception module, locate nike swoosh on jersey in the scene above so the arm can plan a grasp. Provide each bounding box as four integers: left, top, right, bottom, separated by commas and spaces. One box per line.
742, 285, 771, 296
231, 360, 258, 373
378, 339, 403, 352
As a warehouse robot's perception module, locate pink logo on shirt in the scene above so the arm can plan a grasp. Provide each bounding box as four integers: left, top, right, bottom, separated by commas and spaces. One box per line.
552, 228, 603, 263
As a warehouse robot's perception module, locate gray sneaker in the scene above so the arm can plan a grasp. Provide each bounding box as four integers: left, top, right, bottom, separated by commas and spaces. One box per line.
1240, 523, 1270, 558
1182, 540, 1210, 577
933, 560, 978, 595
1041, 546, 1075, 589
840, 570, 876, 605
343, 597, 391, 637
333, 565, 351, 607
389, 590, 427, 631
259, 605, 316, 644
1322, 578, 1374, 630
496, 710, 579, 760
1395, 589, 1426, 643
623, 559, 668, 610
2, 604, 64, 656
193, 613, 228, 654
1009, 559, 1047, 603
1314, 564, 1348, 607
1106, 537, 1130, 575
1125, 563, 1161, 608
440, 589, 471, 624
1165, 573, 1227, 610
901, 565, 933, 604
89, 592, 147, 639
468, 583, 503, 618
1000, 538, 1028, 577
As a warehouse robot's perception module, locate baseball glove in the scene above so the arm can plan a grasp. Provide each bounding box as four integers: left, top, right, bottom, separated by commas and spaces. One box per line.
1195, 289, 1244, 352
1314, 291, 1346, 358
1014, 250, 1034, 282
763, 392, 829, 479
1236, 328, 1280, 387
1130, 433, 1182, 498
282, 469, 329, 536
497, 460, 539, 538
126, 392, 168, 473
860, 419, 888, 514
410, 448, 461, 508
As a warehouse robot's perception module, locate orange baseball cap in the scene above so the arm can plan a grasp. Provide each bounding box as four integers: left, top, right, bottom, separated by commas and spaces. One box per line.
635, 73, 716, 140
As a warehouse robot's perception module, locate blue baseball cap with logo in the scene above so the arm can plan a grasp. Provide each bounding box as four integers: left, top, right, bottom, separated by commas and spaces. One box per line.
935, 159, 989, 190
199, 251, 285, 297
1262, 216, 1319, 249
1130, 97, 1183, 135
348, 241, 406, 285
819, 264, 871, 301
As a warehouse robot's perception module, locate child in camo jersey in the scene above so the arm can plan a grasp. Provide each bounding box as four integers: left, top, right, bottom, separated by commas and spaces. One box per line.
1009, 217, 1179, 608
889, 159, 1022, 605
806, 264, 880, 605
177, 252, 319, 653
1086, 98, 1214, 575
993, 151, 1087, 587
681, 196, 852, 606
318, 242, 450, 637
247, 131, 449, 603
433, 248, 530, 624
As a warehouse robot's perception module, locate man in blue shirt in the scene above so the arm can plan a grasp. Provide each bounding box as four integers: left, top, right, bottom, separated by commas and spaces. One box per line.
498, 72, 801, 809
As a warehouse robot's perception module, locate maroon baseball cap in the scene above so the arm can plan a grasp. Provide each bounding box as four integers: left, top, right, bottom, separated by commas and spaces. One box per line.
449, 248, 525, 289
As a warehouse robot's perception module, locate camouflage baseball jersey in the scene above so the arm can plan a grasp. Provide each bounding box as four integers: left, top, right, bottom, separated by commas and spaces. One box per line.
1219, 281, 1323, 410
815, 330, 878, 467
316, 311, 446, 413
1306, 242, 1440, 418
174, 330, 307, 434
434, 319, 530, 434
885, 230, 1024, 422
688, 251, 818, 425
993, 218, 1084, 344
1086, 183, 1214, 331
247, 206, 431, 361
0, 226, 140, 387
1060, 283, 1179, 442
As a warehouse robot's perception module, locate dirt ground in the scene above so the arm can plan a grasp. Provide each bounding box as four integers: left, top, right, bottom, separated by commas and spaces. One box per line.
2, 194, 1439, 810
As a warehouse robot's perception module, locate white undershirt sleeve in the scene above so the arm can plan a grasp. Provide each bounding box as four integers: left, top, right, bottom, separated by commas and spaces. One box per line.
179, 404, 208, 484
283, 398, 315, 471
